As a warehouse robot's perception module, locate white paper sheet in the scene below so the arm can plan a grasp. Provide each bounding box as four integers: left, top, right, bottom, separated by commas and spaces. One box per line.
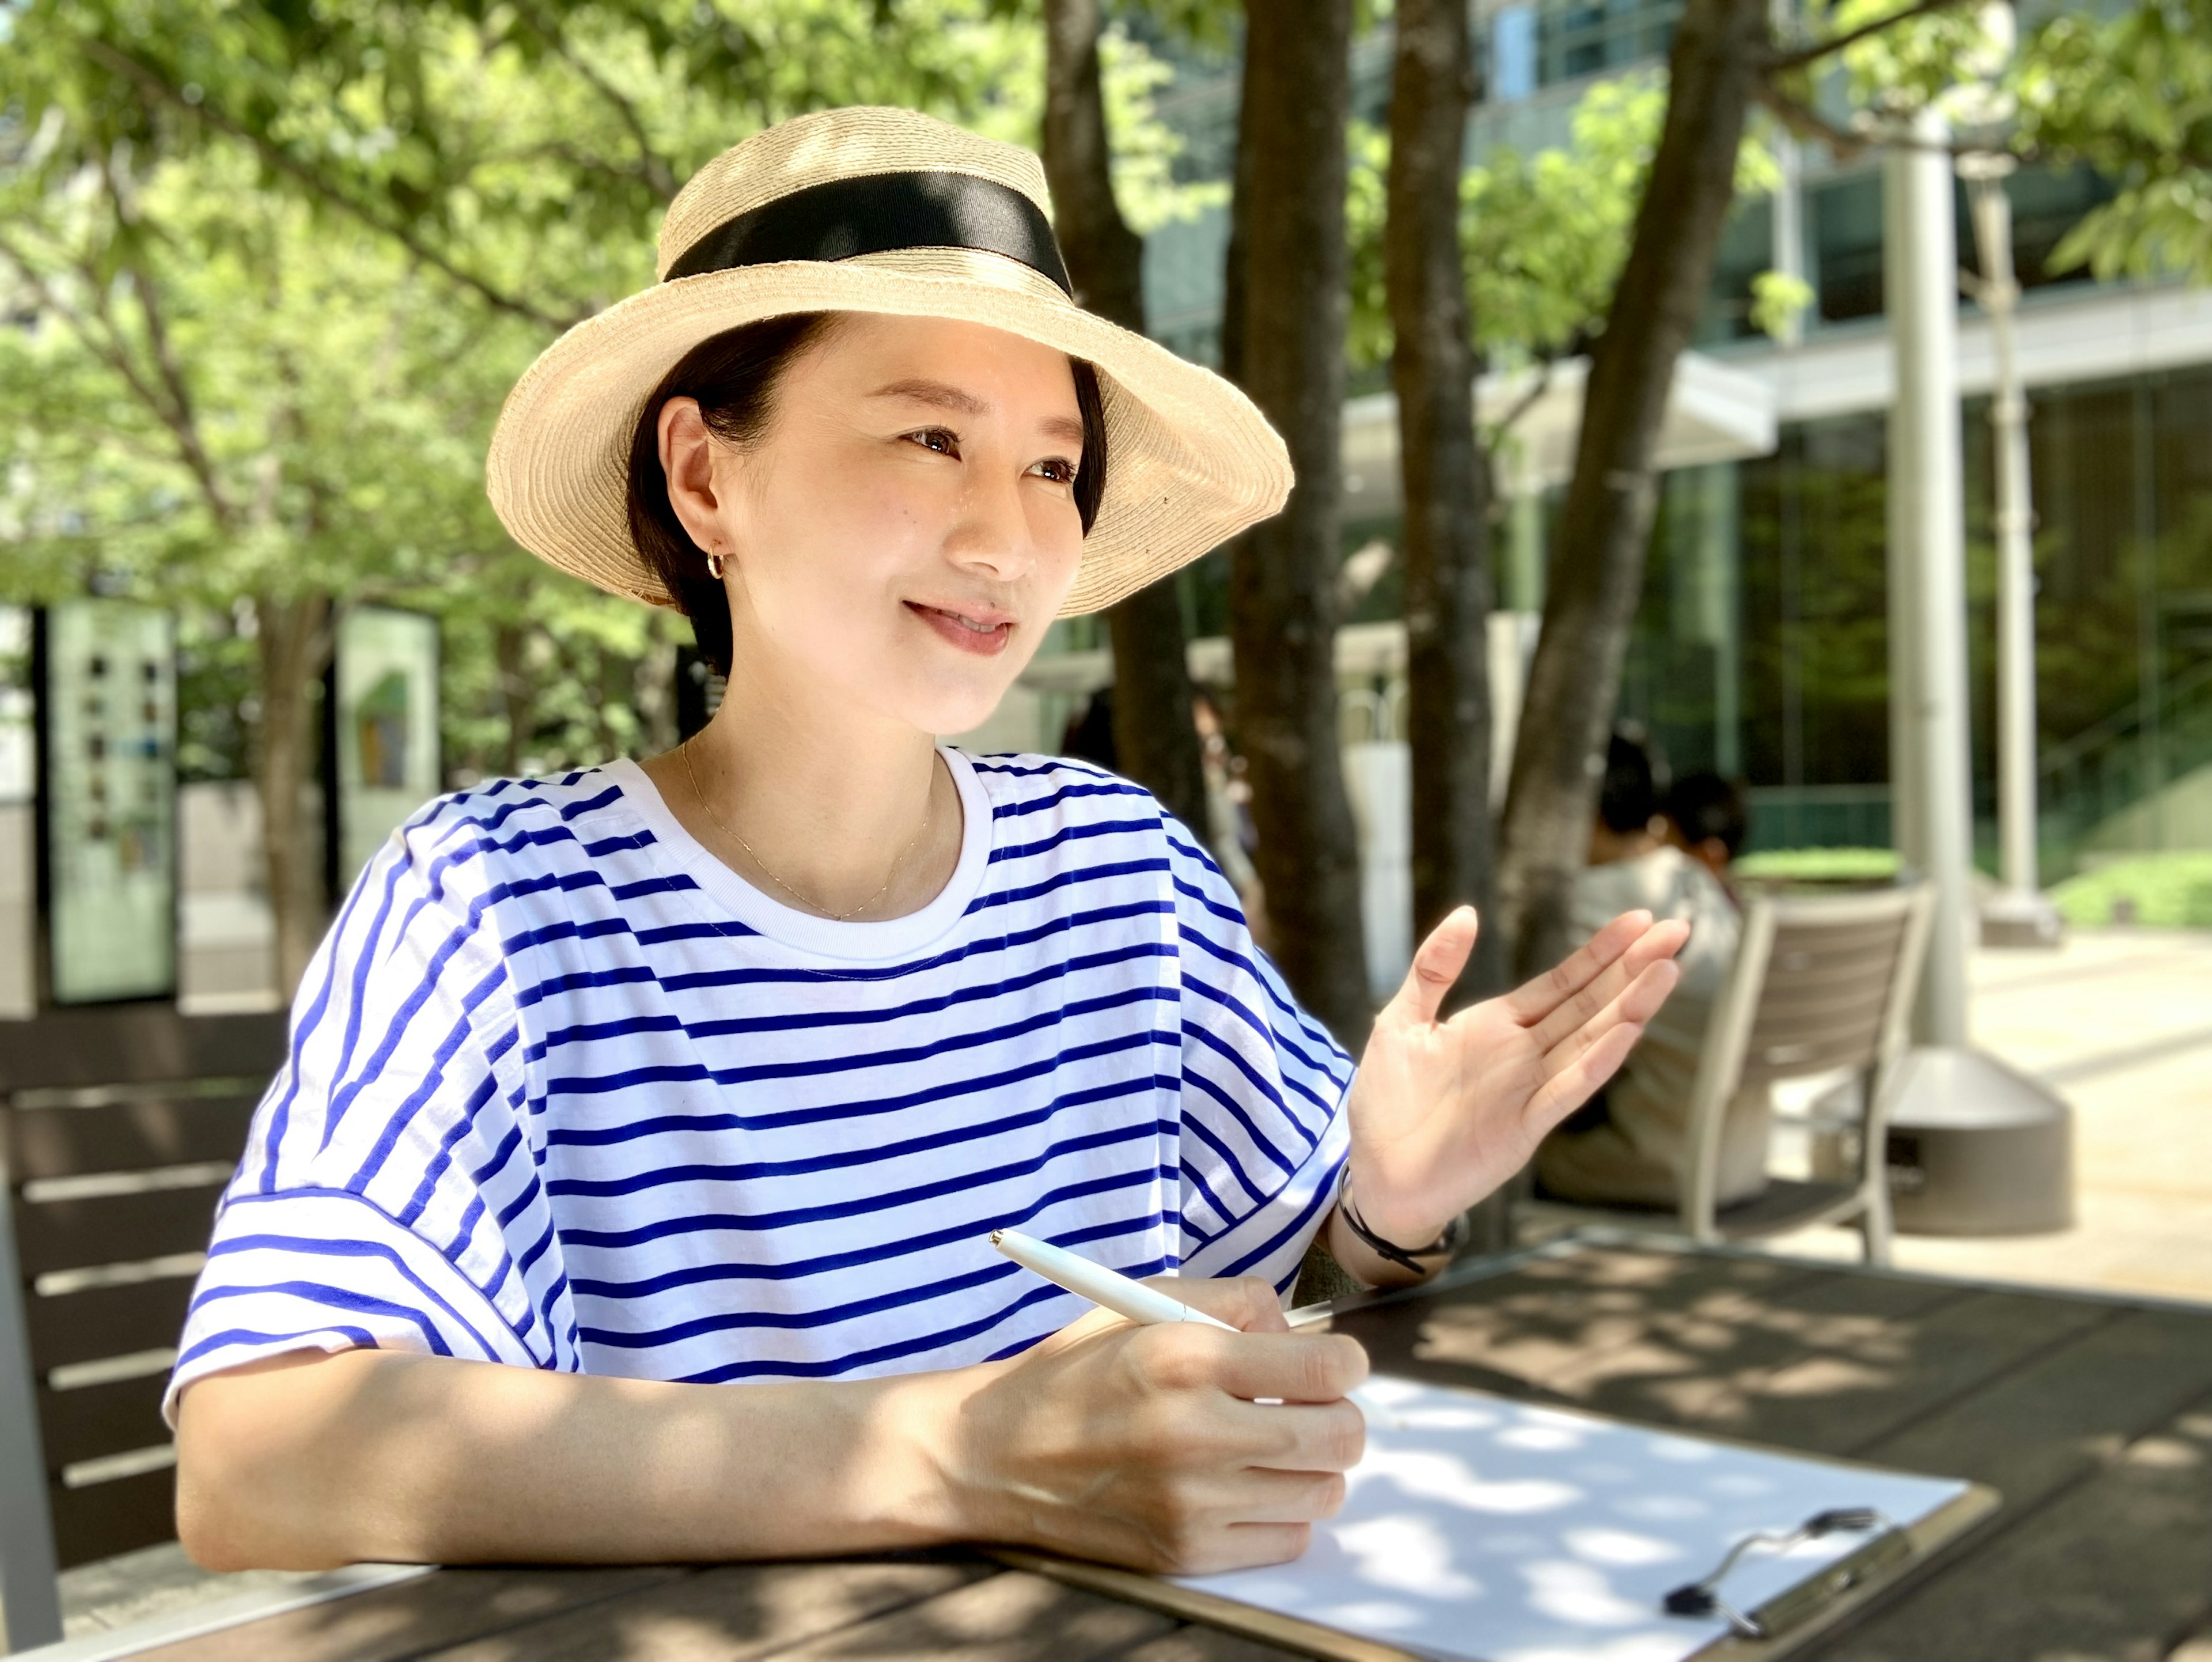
1173, 1375, 1968, 1662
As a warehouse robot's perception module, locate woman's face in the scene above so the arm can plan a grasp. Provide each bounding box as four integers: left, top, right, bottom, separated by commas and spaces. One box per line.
661, 313, 1092, 738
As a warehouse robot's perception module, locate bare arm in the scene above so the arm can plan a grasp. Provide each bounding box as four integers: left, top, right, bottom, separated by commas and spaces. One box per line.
175, 1276, 1366, 1576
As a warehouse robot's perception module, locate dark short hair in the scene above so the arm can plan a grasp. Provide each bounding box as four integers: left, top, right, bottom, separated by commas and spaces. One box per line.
624, 314, 1109, 677
1597, 729, 1661, 834
1666, 771, 1749, 859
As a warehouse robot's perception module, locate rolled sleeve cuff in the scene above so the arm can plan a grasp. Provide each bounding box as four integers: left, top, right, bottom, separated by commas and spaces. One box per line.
1180, 1109, 1351, 1294
164, 1187, 538, 1428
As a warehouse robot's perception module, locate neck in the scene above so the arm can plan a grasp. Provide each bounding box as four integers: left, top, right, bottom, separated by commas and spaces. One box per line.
643, 646, 959, 922
1587, 824, 1663, 866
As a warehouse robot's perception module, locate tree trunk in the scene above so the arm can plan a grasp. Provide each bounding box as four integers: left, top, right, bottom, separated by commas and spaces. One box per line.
1495, 0, 1768, 976
1229, 0, 1369, 1046
253, 591, 334, 1001
1040, 0, 1208, 839
1218, 47, 1257, 387
1387, 0, 1503, 1007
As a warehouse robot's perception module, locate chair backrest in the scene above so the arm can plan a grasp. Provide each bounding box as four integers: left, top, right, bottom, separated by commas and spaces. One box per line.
1679, 882, 1935, 1232
0, 1008, 284, 1571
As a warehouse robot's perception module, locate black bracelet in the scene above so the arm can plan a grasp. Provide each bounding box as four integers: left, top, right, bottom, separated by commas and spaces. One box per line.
1340, 1190, 1465, 1275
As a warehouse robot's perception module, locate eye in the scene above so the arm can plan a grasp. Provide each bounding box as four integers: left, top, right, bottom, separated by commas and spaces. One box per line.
1031, 457, 1078, 487
907, 426, 960, 457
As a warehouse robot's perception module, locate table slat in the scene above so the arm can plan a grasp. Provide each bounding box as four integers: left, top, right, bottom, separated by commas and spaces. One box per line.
1541, 1265, 1969, 1426
1111, 1627, 1310, 1661
419, 1558, 988, 1662
1861, 1305, 2212, 1509
759, 1568, 1175, 1661
130, 1566, 689, 1662
1332, 1243, 1834, 1400
1822, 1391, 2212, 1660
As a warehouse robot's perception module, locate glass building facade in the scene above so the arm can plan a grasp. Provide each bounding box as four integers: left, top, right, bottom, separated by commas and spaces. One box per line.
1108, 1, 2212, 872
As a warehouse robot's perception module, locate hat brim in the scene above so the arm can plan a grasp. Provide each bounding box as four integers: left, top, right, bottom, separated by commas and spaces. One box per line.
485, 247, 1292, 616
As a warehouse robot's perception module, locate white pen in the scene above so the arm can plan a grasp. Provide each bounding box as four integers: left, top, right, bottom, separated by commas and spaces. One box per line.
990, 1227, 1395, 1426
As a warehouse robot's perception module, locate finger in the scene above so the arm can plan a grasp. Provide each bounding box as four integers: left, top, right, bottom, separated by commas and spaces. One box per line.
1525, 1020, 1646, 1135
1139, 1326, 1369, 1410
1499, 910, 1651, 1024
1234, 1397, 1368, 1474
1147, 1274, 1290, 1334
1522, 922, 1674, 1054
1525, 918, 1690, 1054
1384, 906, 1479, 1028
1163, 1522, 1313, 1576
1177, 1467, 1351, 1525
1539, 959, 1681, 1077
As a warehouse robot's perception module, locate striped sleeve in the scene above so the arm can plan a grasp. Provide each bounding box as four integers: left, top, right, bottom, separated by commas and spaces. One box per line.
165, 792, 565, 1424
1165, 821, 1354, 1292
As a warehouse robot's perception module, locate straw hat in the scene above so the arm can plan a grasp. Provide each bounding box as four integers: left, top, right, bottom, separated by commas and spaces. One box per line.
487, 106, 1292, 616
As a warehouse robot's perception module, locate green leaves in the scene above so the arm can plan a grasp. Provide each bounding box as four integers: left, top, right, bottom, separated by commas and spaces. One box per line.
2018, 0, 2212, 283
0, 0, 1055, 781
1347, 71, 1794, 375
1788, 0, 2212, 285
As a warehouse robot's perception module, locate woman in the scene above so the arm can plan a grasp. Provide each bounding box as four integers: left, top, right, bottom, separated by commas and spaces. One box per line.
172, 108, 1684, 1577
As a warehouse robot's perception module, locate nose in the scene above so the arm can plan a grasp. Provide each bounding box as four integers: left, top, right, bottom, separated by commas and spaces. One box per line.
944, 463, 1035, 585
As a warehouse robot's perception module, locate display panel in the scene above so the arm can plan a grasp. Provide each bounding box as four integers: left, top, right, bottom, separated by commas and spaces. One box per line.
0, 608, 35, 1016
333, 607, 441, 890
44, 600, 177, 1004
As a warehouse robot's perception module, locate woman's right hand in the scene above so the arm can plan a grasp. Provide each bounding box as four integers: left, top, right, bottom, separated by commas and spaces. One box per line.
924, 1276, 1370, 1574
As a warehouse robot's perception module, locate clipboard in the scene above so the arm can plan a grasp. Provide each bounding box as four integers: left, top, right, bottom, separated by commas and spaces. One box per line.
993, 1376, 2001, 1662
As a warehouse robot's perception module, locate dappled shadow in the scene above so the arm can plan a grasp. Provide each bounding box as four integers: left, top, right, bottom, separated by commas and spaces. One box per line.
1324, 1243, 2045, 1457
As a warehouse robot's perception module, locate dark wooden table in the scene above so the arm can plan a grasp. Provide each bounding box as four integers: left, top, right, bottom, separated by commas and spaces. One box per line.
122, 1241, 2212, 1662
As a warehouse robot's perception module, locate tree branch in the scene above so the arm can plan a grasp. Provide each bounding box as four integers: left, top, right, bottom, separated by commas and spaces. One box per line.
80, 36, 582, 331
0, 226, 241, 533
509, 0, 679, 201
1483, 355, 1555, 452
97, 150, 243, 532
1757, 79, 2006, 162
1767, 0, 1976, 72
1754, 82, 1876, 162
128, 264, 240, 532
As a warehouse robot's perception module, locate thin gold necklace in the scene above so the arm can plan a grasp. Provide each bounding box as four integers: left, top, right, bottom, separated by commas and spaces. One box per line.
680, 737, 932, 923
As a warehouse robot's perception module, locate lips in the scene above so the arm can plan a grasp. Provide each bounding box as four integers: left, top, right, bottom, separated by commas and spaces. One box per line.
907, 600, 1015, 657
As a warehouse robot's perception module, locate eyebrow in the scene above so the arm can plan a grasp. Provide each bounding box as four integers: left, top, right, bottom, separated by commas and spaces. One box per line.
872, 377, 988, 416
871, 377, 1087, 450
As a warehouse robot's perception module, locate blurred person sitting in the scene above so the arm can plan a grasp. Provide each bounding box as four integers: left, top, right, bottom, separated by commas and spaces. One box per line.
1536, 735, 1771, 1210
1665, 770, 1749, 889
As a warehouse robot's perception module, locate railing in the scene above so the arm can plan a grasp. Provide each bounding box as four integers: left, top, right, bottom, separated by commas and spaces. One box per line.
1744, 785, 1892, 854
2036, 658, 2212, 866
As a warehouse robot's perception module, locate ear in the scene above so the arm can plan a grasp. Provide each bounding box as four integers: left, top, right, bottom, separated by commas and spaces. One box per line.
658, 397, 732, 560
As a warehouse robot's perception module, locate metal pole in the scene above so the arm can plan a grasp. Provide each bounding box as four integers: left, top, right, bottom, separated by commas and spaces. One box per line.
1963, 156, 2062, 944
1883, 107, 1975, 1046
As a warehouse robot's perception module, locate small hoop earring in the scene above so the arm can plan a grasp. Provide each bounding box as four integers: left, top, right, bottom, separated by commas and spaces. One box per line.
705, 550, 727, 581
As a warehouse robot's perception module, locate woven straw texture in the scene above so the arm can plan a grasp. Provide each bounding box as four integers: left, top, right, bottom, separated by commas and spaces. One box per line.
487, 106, 1291, 618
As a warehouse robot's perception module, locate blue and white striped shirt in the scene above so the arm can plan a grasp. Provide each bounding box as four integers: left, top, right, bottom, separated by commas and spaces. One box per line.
166, 750, 1353, 1420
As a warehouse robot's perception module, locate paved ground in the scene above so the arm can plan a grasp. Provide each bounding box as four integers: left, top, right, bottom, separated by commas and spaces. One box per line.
1773, 927, 2212, 1304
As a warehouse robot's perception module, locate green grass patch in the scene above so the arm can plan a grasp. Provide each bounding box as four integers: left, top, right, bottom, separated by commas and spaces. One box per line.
1734, 846, 1903, 883
2052, 851, 2212, 928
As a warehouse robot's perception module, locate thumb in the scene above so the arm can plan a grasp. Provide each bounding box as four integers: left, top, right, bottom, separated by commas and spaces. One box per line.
1386, 906, 1479, 1028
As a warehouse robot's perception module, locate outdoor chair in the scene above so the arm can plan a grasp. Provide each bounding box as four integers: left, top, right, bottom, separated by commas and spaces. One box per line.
1519, 880, 1936, 1266
0, 1006, 284, 1650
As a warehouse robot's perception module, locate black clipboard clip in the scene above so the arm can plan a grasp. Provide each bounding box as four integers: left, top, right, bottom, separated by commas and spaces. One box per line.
1662, 1508, 1902, 1640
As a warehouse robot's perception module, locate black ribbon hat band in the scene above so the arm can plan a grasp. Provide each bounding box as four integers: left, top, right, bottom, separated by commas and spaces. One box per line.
663, 169, 1073, 296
